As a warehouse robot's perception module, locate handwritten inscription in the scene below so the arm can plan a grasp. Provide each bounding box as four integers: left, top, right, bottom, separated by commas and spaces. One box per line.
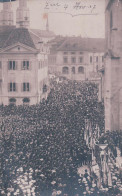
43, 1, 97, 16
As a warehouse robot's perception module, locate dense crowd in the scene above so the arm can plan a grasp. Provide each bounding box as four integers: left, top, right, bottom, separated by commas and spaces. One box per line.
0, 79, 105, 195
98, 130, 122, 156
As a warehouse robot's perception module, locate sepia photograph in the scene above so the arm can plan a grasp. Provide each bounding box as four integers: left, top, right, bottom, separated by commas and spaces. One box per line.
0, 0, 122, 195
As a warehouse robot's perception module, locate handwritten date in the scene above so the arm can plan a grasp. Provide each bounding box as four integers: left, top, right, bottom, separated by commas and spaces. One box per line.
44, 1, 96, 14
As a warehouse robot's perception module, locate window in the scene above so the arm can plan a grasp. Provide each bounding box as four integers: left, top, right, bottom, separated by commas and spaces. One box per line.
25, 16, 28, 21
23, 83, 30, 92
64, 52, 68, 55
71, 57, 76, 64
78, 66, 84, 74
0, 62, 2, 70
102, 56, 104, 62
110, 11, 113, 29
9, 98, 16, 105
96, 65, 98, 71
62, 67, 69, 74
72, 67, 75, 74
96, 56, 98, 62
65, 44, 68, 48
63, 57, 68, 64
71, 52, 75, 55
8, 61, 16, 70
8, 82, 16, 92
23, 97, 30, 103
22, 61, 29, 70
90, 56, 92, 63
79, 57, 83, 63
73, 44, 77, 48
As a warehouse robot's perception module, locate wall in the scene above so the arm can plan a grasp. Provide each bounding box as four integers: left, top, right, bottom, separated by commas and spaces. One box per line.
37, 52, 49, 102
0, 53, 38, 105
104, 0, 122, 131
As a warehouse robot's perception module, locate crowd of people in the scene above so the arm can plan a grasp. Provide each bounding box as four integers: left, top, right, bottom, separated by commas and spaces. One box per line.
0, 78, 105, 195
98, 130, 122, 157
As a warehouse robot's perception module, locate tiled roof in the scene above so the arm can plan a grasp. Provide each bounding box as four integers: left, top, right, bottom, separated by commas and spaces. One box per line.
56, 37, 105, 52
0, 26, 16, 49
48, 36, 66, 54
0, 27, 36, 49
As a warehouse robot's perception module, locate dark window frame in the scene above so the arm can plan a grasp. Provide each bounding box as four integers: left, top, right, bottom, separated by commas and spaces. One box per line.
22, 61, 30, 70
63, 57, 68, 64
79, 57, 83, 63
9, 82, 16, 92
90, 56, 92, 63
110, 11, 113, 29
8, 61, 16, 70
72, 67, 75, 74
23, 82, 30, 92
62, 67, 69, 74
78, 66, 84, 74
71, 57, 76, 64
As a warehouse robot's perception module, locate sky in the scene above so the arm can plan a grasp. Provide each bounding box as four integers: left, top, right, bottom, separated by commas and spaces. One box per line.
0, 0, 105, 38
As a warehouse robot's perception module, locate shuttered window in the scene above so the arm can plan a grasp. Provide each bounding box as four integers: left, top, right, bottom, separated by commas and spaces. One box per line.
22, 83, 30, 92
8, 82, 17, 92
22, 61, 30, 70
8, 61, 17, 70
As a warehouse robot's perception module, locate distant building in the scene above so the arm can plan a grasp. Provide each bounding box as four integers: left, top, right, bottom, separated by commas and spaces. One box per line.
0, 0, 55, 105
48, 36, 105, 100
104, 0, 122, 131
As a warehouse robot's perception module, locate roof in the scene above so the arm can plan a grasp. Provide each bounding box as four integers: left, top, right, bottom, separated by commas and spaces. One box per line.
0, 26, 16, 49
48, 36, 66, 54
0, 26, 55, 50
30, 29, 55, 38
50, 37, 105, 53
0, 27, 36, 49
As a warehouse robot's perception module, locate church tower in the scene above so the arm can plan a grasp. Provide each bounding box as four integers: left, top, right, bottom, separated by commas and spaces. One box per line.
0, 2, 13, 26
16, 0, 30, 28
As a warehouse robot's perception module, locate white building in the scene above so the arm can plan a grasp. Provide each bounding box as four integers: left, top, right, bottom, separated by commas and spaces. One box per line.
0, 0, 55, 105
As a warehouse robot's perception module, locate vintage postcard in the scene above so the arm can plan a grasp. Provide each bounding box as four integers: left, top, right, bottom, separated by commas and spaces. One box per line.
0, 0, 122, 195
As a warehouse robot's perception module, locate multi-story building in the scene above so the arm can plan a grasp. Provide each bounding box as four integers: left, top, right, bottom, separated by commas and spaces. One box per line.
0, 0, 54, 105
48, 37, 105, 100
104, 0, 122, 131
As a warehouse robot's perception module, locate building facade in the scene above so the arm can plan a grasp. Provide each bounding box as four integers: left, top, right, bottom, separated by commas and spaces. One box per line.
0, 0, 51, 105
104, 0, 122, 131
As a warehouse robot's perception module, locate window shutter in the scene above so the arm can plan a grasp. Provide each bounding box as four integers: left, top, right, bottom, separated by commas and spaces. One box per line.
29, 61, 32, 70
8, 83, 10, 92
15, 61, 18, 70
15, 83, 17, 92
21, 83, 23, 92
29, 83, 31, 92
